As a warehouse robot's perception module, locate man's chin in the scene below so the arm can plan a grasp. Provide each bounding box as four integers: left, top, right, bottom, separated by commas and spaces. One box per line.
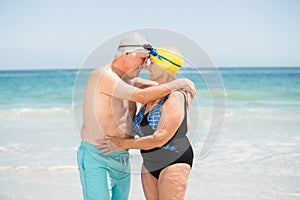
125, 74, 138, 80
121, 74, 131, 80
132, 72, 140, 78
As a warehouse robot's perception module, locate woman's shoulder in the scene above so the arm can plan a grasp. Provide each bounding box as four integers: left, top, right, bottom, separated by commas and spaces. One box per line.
164, 90, 186, 108
171, 90, 186, 102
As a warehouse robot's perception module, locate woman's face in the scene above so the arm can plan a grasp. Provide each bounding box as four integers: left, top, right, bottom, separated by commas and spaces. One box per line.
148, 58, 165, 82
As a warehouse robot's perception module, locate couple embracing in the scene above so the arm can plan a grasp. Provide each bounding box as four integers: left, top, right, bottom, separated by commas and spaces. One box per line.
77, 32, 196, 200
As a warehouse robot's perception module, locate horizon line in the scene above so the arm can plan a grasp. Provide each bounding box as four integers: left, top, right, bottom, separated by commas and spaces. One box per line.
1, 65, 300, 71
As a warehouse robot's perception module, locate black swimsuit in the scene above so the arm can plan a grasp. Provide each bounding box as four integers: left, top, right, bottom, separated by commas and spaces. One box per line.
133, 92, 194, 179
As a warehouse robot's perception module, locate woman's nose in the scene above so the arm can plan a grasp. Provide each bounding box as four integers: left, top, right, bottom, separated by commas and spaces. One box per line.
143, 64, 149, 70
145, 59, 152, 69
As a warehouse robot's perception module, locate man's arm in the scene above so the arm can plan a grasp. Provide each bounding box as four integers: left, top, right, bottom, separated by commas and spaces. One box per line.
98, 69, 195, 104
130, 79, 195, 104
130, 77, 158, 88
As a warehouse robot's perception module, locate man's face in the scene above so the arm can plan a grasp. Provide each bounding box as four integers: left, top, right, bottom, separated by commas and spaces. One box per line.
124, 52, 149, 79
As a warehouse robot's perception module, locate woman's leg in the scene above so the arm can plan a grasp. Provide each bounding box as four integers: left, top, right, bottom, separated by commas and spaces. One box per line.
158, 163, 191, 200
141, 165, 159, 200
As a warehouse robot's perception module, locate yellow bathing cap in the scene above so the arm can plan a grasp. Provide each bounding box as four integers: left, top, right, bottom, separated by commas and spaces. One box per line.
150, 46, 183, 74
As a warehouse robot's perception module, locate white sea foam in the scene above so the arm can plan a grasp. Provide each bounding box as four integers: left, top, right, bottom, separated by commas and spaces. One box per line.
0, 165, 77, 172
0, 144, 33, 152
0, 144, 78, 153
0, 107, 71, 117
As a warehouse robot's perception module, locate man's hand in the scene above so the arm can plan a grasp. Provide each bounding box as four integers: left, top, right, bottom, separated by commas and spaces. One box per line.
181, 89, 193, 109
96, 138, 126, 155
180, 78, 196, 99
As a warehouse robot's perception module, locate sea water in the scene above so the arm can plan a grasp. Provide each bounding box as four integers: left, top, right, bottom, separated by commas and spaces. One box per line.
0, 67, 299, 199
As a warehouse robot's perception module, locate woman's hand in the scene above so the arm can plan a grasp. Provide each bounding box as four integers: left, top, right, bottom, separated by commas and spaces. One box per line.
96, 137, 126, 155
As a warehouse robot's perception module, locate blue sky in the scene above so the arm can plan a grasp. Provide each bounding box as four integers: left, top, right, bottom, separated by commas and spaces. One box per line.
0, 0, 299, 69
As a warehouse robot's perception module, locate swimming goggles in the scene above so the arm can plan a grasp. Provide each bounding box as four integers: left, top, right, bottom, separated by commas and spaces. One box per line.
118, 44, 181, 68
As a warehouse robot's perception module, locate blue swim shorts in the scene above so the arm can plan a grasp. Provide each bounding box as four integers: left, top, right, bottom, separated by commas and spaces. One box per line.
77, 141, 130, 200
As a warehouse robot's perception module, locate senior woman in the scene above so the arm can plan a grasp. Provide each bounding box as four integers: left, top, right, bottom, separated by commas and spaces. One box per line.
98, 46, 194, 200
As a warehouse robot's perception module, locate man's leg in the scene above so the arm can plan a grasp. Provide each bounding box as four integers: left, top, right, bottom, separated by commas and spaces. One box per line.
111, 170, 131, 200
77, 143, 111, 200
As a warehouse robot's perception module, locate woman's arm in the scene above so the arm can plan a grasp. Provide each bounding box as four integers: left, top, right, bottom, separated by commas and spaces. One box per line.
100, 91, 186, 150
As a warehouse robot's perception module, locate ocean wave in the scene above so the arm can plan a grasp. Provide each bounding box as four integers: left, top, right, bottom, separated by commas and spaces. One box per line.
0, 70, 77, 78
196, 89, 300, 104
224, 90, 300, 101
253, 152, 300, 162
0, 107, 72, 116
0, 144, 78, 153
0, 145, 33, 152
0, 165, 77, 171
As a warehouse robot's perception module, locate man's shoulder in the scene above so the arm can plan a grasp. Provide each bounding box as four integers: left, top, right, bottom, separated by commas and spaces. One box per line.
89, 65, 118, 80
90, 65, 107, 76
